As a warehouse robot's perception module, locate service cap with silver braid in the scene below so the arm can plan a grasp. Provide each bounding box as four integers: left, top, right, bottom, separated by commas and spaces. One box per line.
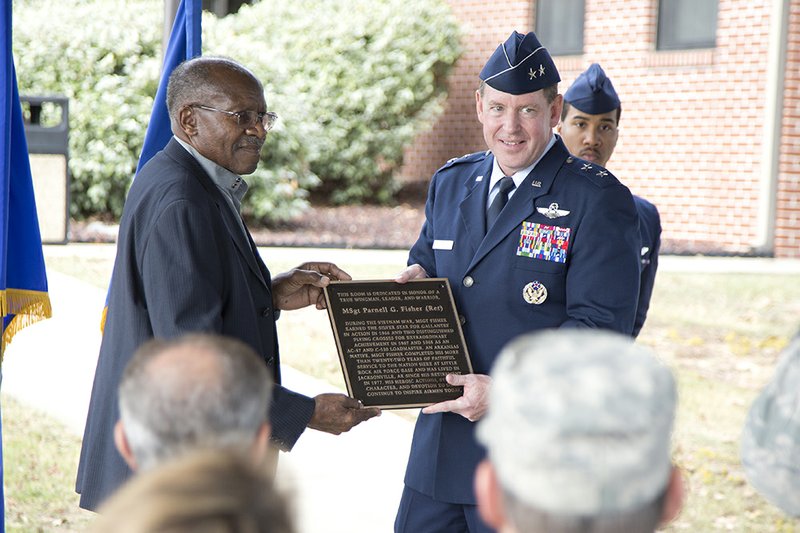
479, 31, 560, 95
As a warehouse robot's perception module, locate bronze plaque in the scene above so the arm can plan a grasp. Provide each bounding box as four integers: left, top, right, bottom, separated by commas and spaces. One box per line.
324, 279, 473, 409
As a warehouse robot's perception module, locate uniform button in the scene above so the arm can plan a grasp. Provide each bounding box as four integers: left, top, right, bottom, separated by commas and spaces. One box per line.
261, 307, 271, 317
459, 314, 466, 325
463, 276, 474, 288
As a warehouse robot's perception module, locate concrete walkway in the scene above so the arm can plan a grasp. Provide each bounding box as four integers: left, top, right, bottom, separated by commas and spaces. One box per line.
2, 244, 798, 531
2, 244, 414, 533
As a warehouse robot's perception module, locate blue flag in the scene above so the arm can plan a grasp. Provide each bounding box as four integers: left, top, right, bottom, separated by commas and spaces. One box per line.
2, 1, 53, 528
1, 0, 51, 357
136, 0, 203, 172
102, 0, 202, 329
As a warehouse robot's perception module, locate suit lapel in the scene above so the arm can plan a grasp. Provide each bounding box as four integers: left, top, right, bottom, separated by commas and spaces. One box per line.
458, 156, 493, 257
467, 140, 568, 272
164, 140, 269, 289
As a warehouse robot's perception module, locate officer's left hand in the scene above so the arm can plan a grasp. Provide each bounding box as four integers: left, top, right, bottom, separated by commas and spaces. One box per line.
272, 262, 352, 311
421, 373, 491, 422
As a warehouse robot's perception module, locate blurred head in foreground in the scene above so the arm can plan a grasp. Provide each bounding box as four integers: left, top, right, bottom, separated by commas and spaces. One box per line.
93, 448, 294, 533
115, 333, 272, 472
741, 332, 800, 517
476, 329, 683, 533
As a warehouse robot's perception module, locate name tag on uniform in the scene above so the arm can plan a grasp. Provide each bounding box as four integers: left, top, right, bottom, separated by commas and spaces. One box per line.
433, 240, 454, 250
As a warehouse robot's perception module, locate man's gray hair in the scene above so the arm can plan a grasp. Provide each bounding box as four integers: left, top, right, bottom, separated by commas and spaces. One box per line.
118, 333, 272, 471
165, 56, 262, 126
502, 488, 665, 533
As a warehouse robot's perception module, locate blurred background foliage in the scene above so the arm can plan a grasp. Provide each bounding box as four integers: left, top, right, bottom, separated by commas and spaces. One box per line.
12, 0, 461, 221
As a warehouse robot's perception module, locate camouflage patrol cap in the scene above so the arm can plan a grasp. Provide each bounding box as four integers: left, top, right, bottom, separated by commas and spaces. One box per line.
477, 329, 676, 515
741, 333, 800, 517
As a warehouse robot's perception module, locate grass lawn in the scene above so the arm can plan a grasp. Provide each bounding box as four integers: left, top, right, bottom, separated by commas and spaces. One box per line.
10, 248, 800, 531
2, 396, 94, 532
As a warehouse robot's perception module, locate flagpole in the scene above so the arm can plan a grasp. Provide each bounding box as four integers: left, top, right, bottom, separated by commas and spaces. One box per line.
162, 0, 181, 66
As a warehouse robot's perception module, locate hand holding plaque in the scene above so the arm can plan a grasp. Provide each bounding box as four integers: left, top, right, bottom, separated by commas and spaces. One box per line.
323, 279, 473, 409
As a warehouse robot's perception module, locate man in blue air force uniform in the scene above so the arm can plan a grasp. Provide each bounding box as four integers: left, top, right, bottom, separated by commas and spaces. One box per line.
558, 63, 662, 337
393, 32, 642, 532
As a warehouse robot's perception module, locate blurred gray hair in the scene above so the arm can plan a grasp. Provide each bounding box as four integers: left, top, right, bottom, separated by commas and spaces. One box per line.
118, 333, 272, 471
502, 488, 665, 533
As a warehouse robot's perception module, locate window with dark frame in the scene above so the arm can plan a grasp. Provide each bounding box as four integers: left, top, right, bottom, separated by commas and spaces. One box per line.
535, 0, 585, 56
657, 0, 719, 50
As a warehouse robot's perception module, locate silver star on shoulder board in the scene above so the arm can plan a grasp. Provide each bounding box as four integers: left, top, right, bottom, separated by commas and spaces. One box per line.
581, 163, 593, 171
537, 202, 571, 219
596, 170, 608, 177
528, 67, 537, 79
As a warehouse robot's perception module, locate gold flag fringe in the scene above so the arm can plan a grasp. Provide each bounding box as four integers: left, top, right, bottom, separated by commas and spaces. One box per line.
100, 305, 108, 334
0, 288, 53, 361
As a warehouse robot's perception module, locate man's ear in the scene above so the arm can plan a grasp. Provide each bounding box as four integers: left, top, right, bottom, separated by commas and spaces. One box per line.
475, 90, 485, 125
474, 459, 507, 530
177, 105, 198, 137
250, 422, 271, 464
113, 420, 138, 471
660, 465, 685, 525
549, 93, 564, 128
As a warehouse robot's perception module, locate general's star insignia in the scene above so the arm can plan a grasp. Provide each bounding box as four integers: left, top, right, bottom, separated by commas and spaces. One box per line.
581, 163, 593, 171
536, 202, 571, 219
596, 170, 608, 177
528, 67, 537, 79
539, 64, 545, 76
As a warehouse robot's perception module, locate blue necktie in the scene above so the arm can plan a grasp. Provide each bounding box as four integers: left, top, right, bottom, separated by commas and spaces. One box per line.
486, 176, 515, 229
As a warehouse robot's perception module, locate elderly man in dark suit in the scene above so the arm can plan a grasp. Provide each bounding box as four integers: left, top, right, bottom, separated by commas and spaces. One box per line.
76, 56, 380, 511
557, 63, 662, 337
393, 32, 641, 532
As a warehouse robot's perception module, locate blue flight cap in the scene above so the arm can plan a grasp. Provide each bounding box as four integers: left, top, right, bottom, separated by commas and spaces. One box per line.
479, 31, 560, 95
564, 63, 620, 114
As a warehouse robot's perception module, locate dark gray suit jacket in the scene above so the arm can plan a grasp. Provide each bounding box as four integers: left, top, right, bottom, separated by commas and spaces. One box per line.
75, 138, 315, 511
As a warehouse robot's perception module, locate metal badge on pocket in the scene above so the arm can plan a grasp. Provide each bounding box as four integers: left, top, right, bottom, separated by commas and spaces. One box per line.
522, 280, 548, 304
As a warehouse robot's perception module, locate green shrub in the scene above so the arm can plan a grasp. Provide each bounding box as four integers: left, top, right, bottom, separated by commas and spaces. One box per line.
212, 0, 461, 205
13, 0, 460, 220
13, 0, 161, 218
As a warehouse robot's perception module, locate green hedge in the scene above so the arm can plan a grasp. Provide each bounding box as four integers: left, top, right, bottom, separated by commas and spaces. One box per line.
13, 0, 460, 221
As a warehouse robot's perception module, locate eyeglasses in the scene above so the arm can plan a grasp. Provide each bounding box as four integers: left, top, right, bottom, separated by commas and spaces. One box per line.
191, 104, 278, 131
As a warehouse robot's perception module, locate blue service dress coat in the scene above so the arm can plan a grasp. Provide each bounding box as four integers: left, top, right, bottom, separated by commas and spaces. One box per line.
75, 138, 315, 511
632, 195, 661, 337
402, 137, 641, 504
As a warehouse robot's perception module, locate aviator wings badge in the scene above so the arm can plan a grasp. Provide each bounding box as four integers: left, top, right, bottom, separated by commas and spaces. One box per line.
536, 202, 570, 219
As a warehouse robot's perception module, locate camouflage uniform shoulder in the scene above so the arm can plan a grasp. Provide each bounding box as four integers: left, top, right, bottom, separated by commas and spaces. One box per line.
560, 156, 622, 189
437, 151, 489, 173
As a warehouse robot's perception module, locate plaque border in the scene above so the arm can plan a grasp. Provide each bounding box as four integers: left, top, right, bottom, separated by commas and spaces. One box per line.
323, 278, 473, 409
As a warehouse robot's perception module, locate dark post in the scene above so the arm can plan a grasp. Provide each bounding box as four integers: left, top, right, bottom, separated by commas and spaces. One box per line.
21, 96, 70, 244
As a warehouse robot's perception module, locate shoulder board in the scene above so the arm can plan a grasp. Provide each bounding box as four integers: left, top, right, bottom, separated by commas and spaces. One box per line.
439, 150, 489, 172
562, 156, 620, 188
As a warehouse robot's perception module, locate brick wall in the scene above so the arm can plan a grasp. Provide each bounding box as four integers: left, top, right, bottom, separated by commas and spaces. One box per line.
776, 1, 800, 256
400, 0, 800, 258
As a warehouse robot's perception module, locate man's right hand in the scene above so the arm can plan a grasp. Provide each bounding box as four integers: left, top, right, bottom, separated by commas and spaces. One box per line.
308, 393, 381, 435
394, 264, 428, 284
